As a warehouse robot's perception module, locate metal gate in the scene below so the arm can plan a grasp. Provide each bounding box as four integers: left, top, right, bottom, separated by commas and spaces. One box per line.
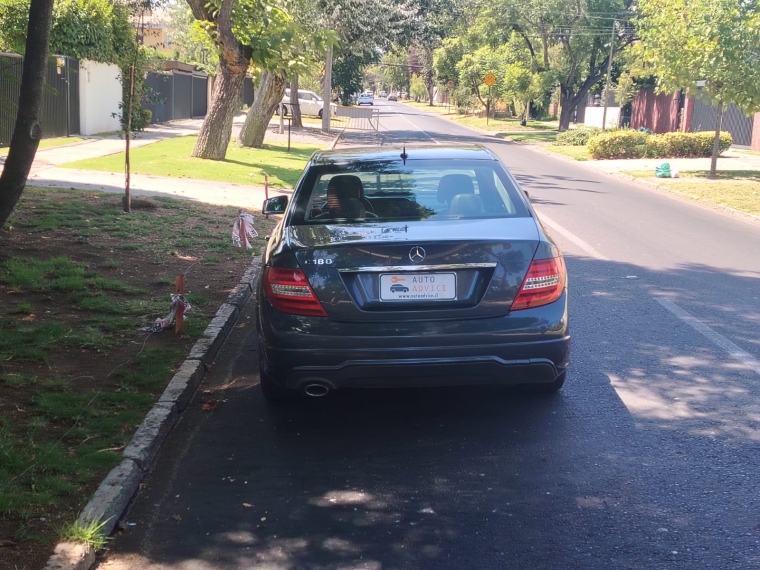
1, 53, 79, 146
172, 72, 192, 120
143, 72, 173, 123
192, 74, 207, 117
143, 70, 208, 123
691, 97, 753, 146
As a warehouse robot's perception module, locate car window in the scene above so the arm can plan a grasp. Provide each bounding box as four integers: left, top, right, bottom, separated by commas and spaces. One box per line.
293, 159, 528, 224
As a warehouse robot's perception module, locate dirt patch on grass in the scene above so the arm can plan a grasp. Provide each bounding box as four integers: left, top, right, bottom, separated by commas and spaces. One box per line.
0, 187, 275, 569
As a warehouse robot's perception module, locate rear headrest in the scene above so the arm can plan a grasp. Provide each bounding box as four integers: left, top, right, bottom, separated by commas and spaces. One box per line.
327, 175, 364, 201
437, 174, 474, 205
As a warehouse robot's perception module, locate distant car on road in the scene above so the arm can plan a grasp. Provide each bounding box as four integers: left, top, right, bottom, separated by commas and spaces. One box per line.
257, 145, 570, 401
387, 93, 398, 101
357, 93, 374, 106
379, 90, 387, 98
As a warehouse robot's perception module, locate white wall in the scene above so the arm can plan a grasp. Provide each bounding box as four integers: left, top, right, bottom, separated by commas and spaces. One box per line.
79, 60, 122, 135
584, 106, 621, 129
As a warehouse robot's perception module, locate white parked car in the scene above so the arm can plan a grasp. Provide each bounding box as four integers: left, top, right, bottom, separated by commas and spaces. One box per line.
278, 89, 336, 118
378, 90, 387, 98
357, 93, 374, 106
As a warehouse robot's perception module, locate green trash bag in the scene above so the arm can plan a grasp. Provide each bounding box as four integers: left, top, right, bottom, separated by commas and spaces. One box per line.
655, 163, 671, 178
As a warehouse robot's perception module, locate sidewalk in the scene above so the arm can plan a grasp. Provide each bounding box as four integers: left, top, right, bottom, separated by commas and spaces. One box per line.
7, 116, 340, 209
30, 167, 289, 209
2, 115, 254, 172
0, 117, 217, 173
579, 148, 760, 174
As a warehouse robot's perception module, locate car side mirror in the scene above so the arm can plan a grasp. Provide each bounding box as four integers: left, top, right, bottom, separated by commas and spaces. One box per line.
523, 190, 530, 199
263, 195, 288, 215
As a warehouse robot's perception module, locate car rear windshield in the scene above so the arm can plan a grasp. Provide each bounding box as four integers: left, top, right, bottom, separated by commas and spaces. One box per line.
292, 159, 530, 224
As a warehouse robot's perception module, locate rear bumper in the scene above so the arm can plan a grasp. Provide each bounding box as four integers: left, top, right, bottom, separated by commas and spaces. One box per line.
258, 292, 570, 391
263, 342, 568, 390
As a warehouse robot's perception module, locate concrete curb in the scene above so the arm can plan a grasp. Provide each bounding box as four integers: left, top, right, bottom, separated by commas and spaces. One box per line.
522, 144, 760, 228
45, 258, 263, 570
329, 126, 346, 150
45, 542, 95, 570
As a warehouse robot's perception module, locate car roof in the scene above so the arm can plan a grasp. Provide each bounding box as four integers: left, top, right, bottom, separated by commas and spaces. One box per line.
310, 144, 498, 165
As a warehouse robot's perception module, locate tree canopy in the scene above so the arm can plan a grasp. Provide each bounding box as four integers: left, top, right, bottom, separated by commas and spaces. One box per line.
0, 0, 135, 64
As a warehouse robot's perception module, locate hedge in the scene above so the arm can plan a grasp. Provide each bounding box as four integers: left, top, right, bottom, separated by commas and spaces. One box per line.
554, 126, 601, 146
587, 130, 733, 160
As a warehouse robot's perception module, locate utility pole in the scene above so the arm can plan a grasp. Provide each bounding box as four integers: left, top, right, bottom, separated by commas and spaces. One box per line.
322, 44, 333, 133
601, 19, 616, 131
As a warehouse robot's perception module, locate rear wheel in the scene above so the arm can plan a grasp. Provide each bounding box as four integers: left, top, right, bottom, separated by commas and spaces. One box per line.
318, 109, 323, 118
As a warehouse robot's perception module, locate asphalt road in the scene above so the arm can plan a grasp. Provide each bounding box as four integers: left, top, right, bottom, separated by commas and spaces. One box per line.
99, 101, 760, 570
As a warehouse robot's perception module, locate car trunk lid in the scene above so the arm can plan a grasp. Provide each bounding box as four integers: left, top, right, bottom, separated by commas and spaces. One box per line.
288, 219, 539, 322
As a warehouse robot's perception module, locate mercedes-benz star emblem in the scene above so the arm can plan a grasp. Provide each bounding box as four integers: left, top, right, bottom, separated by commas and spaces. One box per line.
409, 246, 426, 263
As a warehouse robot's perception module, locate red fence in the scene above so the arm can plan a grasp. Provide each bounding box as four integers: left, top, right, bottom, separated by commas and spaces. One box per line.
631, 89, 681, 133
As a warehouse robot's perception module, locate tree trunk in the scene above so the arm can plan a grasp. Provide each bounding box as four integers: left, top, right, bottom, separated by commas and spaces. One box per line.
290, 75, 302, 128
558, 88, 583, 131
0, 0, 54, 229
190, 50, 246, 159
238, 70, 287, 148
709, 102, 724, 178
187, 0, 249, 160
427, 81, 435, 106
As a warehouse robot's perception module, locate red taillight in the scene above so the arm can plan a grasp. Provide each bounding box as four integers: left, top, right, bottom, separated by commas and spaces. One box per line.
511, 256, 566, 311
263, 267, 327, 317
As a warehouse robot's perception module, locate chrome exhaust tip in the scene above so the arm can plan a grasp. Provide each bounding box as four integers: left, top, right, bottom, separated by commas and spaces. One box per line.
303, 383, 330, 397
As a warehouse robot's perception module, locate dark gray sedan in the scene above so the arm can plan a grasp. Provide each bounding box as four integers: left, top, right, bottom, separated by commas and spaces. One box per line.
256, 145, 569, 400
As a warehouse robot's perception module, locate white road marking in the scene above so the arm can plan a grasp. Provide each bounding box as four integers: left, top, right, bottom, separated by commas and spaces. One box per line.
654, 297, 760, 375
535, 209, 760, 374
534, 211, 609, 261
396, 113, 441, 144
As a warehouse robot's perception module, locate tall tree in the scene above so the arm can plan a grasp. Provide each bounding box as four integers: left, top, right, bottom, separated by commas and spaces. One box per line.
238, 69, 288, 147
475, 0, 635, 131
0, 0, 54, 229
185, 0, 251, 160
636, 0, 760, 176
383, 50, 411, 94
237, 10, 325, 148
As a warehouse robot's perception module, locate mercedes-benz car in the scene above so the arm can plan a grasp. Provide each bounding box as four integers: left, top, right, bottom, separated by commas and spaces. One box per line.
256, 145, 569, 401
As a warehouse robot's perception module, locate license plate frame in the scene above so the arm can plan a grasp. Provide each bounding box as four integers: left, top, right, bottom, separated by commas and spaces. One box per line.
379, 272, 457, 302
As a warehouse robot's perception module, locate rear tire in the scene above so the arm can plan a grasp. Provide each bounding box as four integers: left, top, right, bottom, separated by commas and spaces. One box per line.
318, 109, 323, 118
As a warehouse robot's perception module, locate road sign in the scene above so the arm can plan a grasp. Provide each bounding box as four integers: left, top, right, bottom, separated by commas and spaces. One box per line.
483, 72, 496, 87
